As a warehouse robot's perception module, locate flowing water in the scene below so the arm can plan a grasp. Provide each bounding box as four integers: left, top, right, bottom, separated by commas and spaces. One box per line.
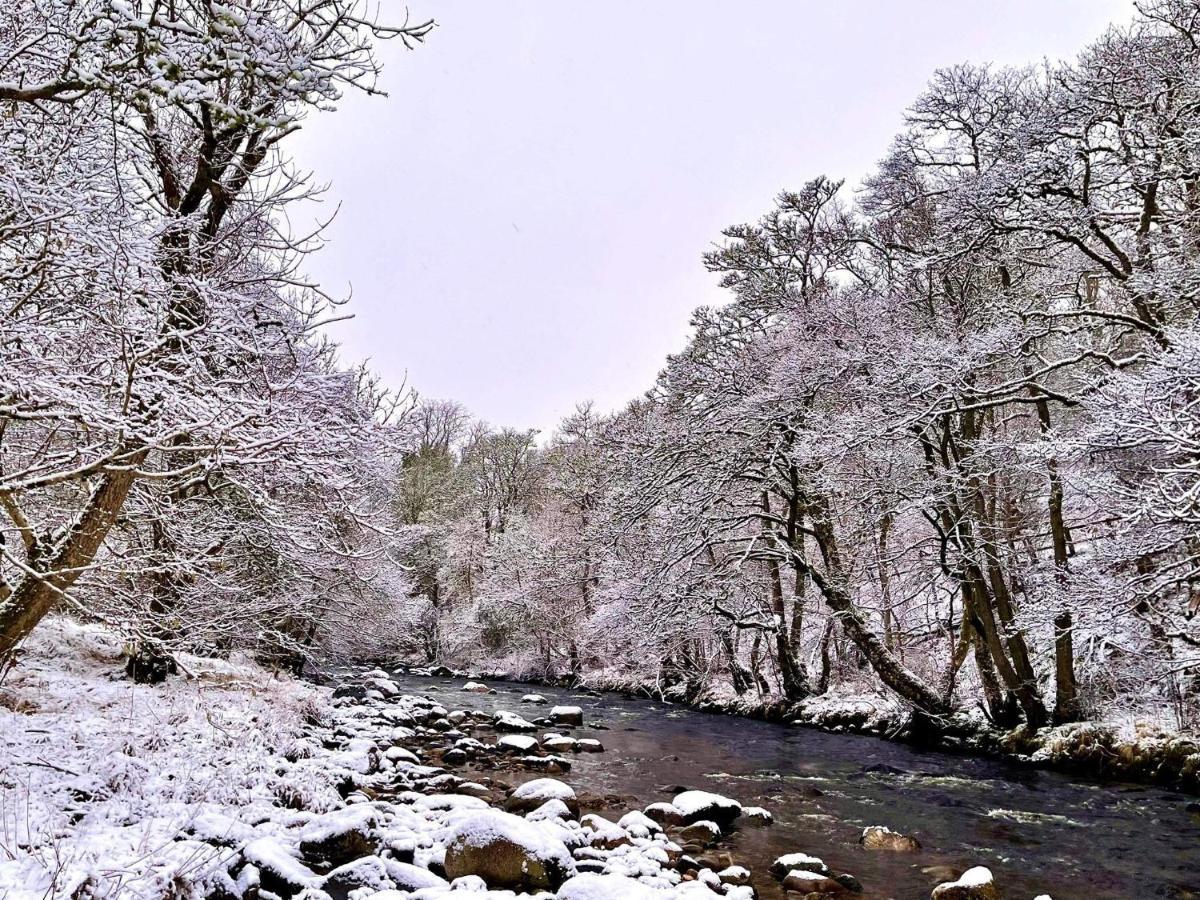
361, 671, 1199, 899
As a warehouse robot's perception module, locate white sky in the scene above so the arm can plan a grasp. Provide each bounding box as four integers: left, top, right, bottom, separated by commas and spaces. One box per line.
293, 0, 1134, 434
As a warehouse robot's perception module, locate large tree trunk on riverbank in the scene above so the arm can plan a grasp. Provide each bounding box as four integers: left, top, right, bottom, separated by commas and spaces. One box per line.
0, 454, 145, 667
806, 504, 951, 717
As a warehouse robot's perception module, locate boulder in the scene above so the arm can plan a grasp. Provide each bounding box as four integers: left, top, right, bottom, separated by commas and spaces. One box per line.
242, 838, 321, 896
719, 865, 751, 886
320, 856, 393, 895
577, 739, 605, 753
617, 810, 662, 838
462, 681, 492, 693
297, 806, 379, 866
550, 705, 584, 725
672, 790, 743, 827
782, 869, 849, 894
930, 866, 1000, 900
496, 734, 539, 753
543, 736, 579, 753
519, 754, 572, 773
742, 806, 773, 825
770, 852, 830, 879
506, 777, 580, 816
443, 808, 576, 890
381, 859, 449, 891
581, 813, 631, 849
644, 802, 685, 826
494, 710, 539, 733
679, 820, 722, 847
522, 694, 549, 704
526, 798, 574, 822
860, 825, 921, 852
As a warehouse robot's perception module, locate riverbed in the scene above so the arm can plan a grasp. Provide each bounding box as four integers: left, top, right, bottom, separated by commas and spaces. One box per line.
357, 669, 1199, 899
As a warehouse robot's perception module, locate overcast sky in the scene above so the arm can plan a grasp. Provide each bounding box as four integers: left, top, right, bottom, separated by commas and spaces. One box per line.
293, 0, 1133, 434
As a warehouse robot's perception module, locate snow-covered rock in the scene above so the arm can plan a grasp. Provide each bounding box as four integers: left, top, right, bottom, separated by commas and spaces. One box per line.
298, 804, 379, 865
506, 777, 579, 815
493, 710, 538, 732
442, 808, 577, 890
770, 851, 830, 878
496, 734, 539, 753
931, 866, 1000, 900
671, 790, 742, 826
742, 805, 773, 825
781, 868, 847, 894
860, 824, 921, 851
550, 705, 584, 725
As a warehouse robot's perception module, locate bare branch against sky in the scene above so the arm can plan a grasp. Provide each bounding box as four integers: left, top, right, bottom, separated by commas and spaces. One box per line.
294, 0, 1132, 433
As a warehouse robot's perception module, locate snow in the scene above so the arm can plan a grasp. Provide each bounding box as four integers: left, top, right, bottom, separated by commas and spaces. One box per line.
771, 851, 829, 876
0, 620, 866, 900
557, 872, 659, 899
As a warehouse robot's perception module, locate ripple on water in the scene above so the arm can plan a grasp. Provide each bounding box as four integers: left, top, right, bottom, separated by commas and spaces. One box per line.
986, 808, 1091, 827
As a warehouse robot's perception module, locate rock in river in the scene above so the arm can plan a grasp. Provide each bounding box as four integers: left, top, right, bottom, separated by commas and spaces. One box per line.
860, 824, 922, 851
770, 852, 831, 878
782, 868, 851, 894
550, 705, 584, 725
494, 710, 539, 732
672, 789, 743, 827
930, 866, 1001, 900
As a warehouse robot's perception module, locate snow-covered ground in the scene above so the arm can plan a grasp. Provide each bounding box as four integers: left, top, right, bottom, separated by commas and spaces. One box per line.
0, 618, 788, 899
0, 617, 335, 897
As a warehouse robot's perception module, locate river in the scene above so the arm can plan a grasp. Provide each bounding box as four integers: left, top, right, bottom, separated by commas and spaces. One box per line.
355, 669, 1199, 899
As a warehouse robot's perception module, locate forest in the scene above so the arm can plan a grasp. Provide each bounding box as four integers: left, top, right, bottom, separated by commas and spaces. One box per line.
3, 0, 1200, 739
1, 2, 1200, 898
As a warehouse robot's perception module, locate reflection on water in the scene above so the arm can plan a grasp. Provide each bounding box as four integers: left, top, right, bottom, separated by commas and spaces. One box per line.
365, 671, 1200, 899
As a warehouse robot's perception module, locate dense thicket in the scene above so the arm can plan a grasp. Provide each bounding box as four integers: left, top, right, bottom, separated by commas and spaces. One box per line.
3, 1, 1198, 736
395, 2, 1200, 734
0, 0, 429, 677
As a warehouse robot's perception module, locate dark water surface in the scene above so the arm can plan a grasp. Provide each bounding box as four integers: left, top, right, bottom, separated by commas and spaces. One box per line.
362, 671, 1198, 899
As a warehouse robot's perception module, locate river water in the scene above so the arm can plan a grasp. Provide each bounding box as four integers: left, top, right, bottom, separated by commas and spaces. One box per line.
365, 670, 1198, 899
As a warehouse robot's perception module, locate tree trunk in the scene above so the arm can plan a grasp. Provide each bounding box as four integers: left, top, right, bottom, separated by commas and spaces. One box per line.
0, 452, 146, 666
762, 491, 808, 701
807, 506, 950, 717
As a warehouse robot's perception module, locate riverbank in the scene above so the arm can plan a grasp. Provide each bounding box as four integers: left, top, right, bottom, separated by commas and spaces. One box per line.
448, 663, 1200, 795
1, 618, 1017, 899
